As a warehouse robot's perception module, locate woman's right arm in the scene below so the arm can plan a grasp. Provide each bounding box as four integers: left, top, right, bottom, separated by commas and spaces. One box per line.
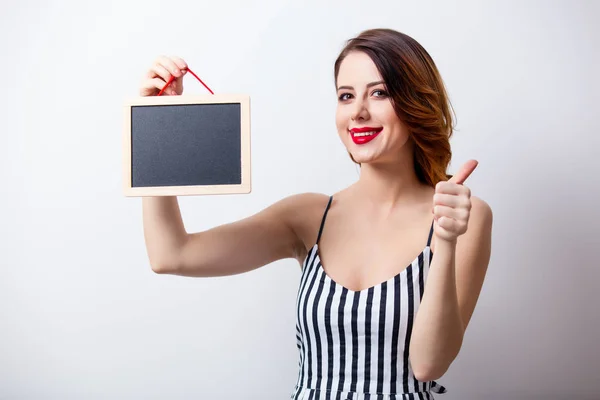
143, 195, 306, 277
139, 56, 307, 277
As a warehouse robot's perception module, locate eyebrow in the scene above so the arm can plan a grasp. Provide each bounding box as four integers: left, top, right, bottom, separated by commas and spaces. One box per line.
337, 80, 385, 91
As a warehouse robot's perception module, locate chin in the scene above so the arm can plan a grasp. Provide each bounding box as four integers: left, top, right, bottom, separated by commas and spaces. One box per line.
348, 151, 379, 165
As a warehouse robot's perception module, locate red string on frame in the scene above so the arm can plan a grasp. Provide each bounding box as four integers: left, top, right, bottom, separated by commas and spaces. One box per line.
157, 67, 214, 96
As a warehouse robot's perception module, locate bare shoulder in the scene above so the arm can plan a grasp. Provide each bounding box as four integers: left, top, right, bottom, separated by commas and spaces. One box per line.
459, 194, 493, 246
276, 191, 330, 209
470, 195, 493, 226
275, 192, 330, 217
276, 192, 332, 263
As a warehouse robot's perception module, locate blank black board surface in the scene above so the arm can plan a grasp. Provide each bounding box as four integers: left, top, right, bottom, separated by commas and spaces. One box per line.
123, 94, 251, 196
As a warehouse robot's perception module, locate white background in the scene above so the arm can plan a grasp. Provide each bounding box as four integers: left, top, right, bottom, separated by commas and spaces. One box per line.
1, 0, 599, 399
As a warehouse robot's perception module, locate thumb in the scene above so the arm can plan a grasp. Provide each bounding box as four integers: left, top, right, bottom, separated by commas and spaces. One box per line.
449, 159, 478, 185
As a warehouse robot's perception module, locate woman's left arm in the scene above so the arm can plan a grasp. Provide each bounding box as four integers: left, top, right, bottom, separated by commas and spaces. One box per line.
409, 160, 493, 382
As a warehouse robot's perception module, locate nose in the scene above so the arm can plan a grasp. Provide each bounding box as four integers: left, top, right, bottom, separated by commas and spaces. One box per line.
351, 97, 370, 121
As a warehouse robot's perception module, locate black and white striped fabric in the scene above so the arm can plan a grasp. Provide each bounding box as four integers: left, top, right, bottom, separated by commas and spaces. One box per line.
291, 196, 447, 400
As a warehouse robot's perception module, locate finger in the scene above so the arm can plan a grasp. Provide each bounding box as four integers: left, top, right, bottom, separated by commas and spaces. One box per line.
147, 63, 172, 83
435, 217, 449, 231
436, 216, 459, 232
433, 193, 464, 207
170, 55, 188, 72
174, 79, 184, 95
146, 77, 169, 92
142, 77, 176, 96
449, 159, 478, 185
435, 181, 470, 196
433, 205, 467, 221
156, 55, 183, 78
140, 77, 161, 95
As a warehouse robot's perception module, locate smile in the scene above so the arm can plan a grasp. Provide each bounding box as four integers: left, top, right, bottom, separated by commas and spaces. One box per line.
349, 127, 383, 145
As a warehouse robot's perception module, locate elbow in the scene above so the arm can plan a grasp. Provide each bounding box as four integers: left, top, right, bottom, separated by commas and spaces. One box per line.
411, 349, 459, 382
149, 254, 181, 274
412, 363, 448, 382
150, 260, 176, 274
148, 239, 187, 274
410, 329, 463, 382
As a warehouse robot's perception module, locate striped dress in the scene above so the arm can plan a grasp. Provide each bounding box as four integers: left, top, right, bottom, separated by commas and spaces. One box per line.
291, 196, 447, 400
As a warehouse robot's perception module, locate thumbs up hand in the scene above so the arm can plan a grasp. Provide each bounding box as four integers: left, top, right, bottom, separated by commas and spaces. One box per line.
432, 160, 479, 243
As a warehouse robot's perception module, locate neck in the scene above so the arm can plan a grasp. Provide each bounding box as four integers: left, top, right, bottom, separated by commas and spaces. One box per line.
352, 155, 431, 213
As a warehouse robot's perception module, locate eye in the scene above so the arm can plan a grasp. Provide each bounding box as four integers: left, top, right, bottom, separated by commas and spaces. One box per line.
372, 89, 388, 98
338, 93, 353, 101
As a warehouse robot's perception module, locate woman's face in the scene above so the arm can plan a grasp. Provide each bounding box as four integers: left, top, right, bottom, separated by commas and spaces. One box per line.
335, 51, 411, 165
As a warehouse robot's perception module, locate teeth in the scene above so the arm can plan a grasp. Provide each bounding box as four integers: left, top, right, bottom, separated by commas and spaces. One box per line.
353, 130, 378, 137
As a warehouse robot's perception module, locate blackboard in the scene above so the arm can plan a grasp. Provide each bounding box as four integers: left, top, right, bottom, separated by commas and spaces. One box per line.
123, 94, 251, 196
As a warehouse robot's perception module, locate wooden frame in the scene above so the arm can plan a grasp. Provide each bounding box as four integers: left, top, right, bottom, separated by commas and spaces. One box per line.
123, 94, 251, 197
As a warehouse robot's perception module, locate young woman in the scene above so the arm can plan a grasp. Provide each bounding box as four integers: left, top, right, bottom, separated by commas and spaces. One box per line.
140, 28, 493, 399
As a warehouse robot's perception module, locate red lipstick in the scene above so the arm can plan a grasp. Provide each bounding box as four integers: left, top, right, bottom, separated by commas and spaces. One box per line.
349, 127, 383, 145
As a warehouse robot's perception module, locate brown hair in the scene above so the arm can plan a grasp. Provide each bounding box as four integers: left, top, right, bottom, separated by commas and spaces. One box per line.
334, 28, 455, 186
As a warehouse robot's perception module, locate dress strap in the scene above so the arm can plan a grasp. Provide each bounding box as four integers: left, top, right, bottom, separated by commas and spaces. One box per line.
426, 219, 435, 247
316, 196, 333, 245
